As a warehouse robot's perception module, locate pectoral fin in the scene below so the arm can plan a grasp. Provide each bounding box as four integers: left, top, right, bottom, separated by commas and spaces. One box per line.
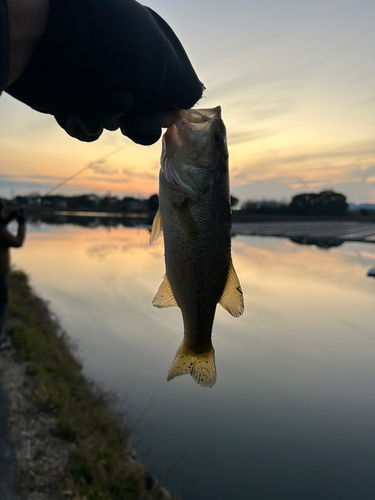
219, 258, 244, 317
149, 207, 163, 245
175, 203, 199, 240
152, 274, 178, 308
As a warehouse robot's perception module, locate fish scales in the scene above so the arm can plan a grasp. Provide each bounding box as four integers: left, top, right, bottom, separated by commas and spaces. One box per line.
150, 107, 244, 387
160, 172, 231, 348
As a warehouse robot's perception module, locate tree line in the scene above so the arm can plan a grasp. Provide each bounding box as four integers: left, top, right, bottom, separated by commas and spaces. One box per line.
240, 190, 349, 216
8, 193, 160, 212
7, 190, 349, 216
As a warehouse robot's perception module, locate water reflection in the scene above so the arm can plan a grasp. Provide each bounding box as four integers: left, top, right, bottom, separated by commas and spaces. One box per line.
27, 212, 154, 229
289, 236, 344, 248
10, 220, 375, 500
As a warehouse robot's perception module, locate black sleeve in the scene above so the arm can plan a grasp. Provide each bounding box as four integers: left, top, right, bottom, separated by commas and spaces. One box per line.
0, 0, 9, 91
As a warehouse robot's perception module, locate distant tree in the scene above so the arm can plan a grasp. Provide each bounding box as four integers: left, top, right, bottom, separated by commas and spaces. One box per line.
147, 194, 159, 212
99, 195, 120, 210
240, 199, 288, 214
289, 190, 348, 216
122, 196, 137, 211
359, 208, 369, 217
14, 195, 29, 205
230, 195, 239, 208
241, 200, 257, 212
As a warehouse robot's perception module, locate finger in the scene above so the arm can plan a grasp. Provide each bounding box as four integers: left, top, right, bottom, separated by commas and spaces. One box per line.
102, 90, 134, 131
55, 112, 103, 142
156, 111, 174, 128
103, 116, 121, 131
120, 103, 162, 145
103, 90, 134, 118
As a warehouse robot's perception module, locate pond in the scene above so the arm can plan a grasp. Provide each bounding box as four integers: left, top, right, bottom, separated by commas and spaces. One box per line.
9, 219, 375, 500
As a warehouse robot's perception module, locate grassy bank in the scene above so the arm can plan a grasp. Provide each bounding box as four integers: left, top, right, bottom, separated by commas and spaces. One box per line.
6, 269, 171, 500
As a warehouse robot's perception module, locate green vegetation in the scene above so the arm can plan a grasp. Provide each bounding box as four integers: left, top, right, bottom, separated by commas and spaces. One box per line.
6, 269, 167, 500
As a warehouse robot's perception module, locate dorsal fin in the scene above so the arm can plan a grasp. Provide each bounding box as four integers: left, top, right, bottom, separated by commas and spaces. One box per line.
149, 207, 163, 245
219, 258, 244, 317
152, 274, 178, 308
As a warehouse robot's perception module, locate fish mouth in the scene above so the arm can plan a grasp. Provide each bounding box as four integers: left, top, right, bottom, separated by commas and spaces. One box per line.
174, 106, 222, 141
161, 107, 223, 189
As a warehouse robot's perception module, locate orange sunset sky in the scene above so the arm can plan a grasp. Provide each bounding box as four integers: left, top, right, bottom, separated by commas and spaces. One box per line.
0, 0, 374, 204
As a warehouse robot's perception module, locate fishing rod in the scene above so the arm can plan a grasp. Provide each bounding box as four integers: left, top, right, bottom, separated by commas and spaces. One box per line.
44, 145, 128, 196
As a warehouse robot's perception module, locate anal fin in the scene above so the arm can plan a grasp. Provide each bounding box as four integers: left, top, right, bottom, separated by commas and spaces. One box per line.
219, 258, 244, 317
152, 274, 178, 308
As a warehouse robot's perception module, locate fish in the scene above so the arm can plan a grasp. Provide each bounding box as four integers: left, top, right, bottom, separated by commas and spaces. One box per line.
150, 106, 244, 387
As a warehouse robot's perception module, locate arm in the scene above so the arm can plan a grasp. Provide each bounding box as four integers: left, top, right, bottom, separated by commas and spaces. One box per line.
0, 221, 26, 247
7, 0, 49, 85
0, 0, 48, 90
3, 0, 203, 145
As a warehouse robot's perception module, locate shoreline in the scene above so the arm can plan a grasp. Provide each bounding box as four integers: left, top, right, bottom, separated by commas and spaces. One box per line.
0, 270, 173, 500
4, 204, 375, 223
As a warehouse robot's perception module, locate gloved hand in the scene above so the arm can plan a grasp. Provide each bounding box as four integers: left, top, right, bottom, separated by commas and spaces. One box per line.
5, 211, 18, 223
6, 0, 203, 145
16, 208, 26, 224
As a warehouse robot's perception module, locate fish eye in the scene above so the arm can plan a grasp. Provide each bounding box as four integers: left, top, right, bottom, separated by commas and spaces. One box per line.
213, 132, 224, 144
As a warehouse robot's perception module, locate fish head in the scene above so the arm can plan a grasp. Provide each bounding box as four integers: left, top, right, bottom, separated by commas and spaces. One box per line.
161, 107, 228, 198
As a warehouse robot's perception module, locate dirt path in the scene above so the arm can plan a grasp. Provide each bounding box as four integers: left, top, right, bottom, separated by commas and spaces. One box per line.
0, 348, 72, 500
0, 354, 22, 500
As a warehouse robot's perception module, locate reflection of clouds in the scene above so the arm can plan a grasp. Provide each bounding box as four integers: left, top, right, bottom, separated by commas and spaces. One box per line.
87, 244, 119, 260
86, 232, 153, 260
232, 238, 375, 298
341, 249, 375, 268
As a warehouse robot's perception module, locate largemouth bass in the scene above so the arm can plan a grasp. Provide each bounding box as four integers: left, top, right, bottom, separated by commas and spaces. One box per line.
150, 106, 244, 387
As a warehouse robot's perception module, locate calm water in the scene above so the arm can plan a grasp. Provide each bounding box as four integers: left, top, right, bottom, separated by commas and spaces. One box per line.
10, 220, 375, 500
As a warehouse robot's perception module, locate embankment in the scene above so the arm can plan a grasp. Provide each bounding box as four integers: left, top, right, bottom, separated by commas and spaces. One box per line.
0, 270, 172, 500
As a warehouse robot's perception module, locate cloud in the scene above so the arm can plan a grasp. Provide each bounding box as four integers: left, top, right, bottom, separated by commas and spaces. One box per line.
228, 129, 271, 146
230, 139, 375, 203
121, 167, 158, 181
0, 173, 57, 196
232, 139, 375, 185
90, 162, 119, 175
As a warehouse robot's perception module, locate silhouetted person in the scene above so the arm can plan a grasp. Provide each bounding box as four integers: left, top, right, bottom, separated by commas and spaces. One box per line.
0, 201, 26, 348
1, 0, 203, 145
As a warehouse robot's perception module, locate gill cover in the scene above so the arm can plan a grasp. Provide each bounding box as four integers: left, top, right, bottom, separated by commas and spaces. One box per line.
160, 107, 225, 197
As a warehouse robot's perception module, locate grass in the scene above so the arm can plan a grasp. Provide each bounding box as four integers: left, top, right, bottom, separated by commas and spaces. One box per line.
6, 269, 167, 500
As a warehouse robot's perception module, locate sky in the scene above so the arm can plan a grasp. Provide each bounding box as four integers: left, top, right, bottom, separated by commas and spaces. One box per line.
0, 0, 374, 204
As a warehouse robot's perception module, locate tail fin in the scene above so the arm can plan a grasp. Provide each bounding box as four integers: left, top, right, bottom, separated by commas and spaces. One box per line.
167, 338, 216, 388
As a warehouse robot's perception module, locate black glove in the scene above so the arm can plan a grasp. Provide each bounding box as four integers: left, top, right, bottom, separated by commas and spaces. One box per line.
6, 0, 203, 145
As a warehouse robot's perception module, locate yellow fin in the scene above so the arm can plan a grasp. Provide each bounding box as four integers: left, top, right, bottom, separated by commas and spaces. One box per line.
167, 338, 216, 388
152, 274, 178, 308
149, 207, 163, 245
219, 258, 244, 317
